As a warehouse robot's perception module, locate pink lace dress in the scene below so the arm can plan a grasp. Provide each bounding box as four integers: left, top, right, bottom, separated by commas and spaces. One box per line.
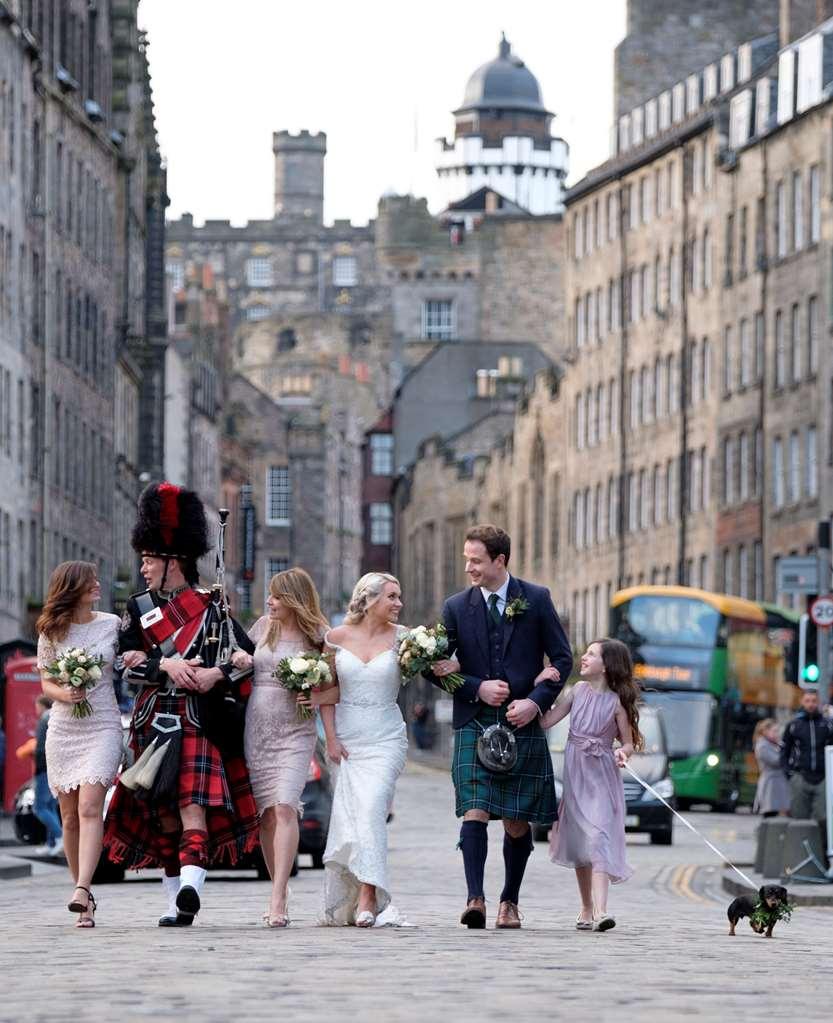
36, 612, 124, 795
243, 618, 318, 815
549, 681, 633, 883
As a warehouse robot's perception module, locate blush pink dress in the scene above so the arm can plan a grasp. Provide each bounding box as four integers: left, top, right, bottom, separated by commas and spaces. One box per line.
243, 618, 318, 815
549, 682, 633, 884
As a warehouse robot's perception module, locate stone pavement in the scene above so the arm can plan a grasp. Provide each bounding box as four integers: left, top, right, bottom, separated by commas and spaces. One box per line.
0, 762, 830, 1023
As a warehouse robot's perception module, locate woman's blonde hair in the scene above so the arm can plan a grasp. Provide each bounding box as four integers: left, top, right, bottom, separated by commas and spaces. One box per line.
261, 567, 329, 651
344, 573, 400, 624
753, 717, 777, 745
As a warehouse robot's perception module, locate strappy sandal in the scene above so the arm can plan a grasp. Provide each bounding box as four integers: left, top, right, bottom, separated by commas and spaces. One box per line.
68, 885, 92, 913
355, 910, 376, 928
264, 887, 291, 928
71, 888, 96, 929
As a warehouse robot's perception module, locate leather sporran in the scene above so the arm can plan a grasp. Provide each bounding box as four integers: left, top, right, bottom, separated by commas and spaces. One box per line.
476, 723, 518, 774
198, 683, 246, 757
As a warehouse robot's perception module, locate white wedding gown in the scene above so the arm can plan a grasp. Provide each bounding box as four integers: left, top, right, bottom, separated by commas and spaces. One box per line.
321, 631, 409, 926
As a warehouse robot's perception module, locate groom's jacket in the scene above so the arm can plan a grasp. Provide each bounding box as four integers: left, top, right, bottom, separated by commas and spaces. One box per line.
431, 575, 572, 729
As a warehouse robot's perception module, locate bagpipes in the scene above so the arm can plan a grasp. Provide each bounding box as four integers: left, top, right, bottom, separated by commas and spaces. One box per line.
120, 508, 253, 798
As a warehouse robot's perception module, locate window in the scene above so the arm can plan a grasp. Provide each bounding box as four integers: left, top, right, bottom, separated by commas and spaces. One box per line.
739, 432, 750, 501
575, 394, 585, 450
422, 300, 454, 341
772, 437, 784, 508
702, 338, 711, 396
739, 546, 749, 599
793, 170, 804, 251
266, 466, 291, 524
369, 503, 393, 544
723, 326, 733, 395
246, 257, 273, 287
774, 310, 785, 388
753, 542, 763, 600
754, 312, 764, 380
790, 304, 801, 383
166, 261, 184, 292
806, 426, 818, 498
810, 165, 821, 243
245, 305, 270, 321
653, 464, 663, 524
739, 318, 752, 387
703, 227, 712, 289
666, 460, 676, 522
724, 213, 734, 286
628, 472, 638, 532
754, 427, 763, 497
775, 181, 787, 258
788, 431, 800, 503
738, 208, 747, 276
607, 477, 617, 539
723, 549, 734, 595
654, 358, 665, 418
369, 433, 393, 475
723, 436, 735, 505
332, 255, 358, 287
808, 296, 819, 376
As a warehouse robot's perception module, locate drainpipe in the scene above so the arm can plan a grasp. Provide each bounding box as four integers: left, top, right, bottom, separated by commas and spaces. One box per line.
678, 143, 691, 584
616, 179, 629, 589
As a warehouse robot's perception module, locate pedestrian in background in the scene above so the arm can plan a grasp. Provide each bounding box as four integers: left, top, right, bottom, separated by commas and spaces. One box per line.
30, 696, 64, 858
752, 718, 789, 818
780, 690, 833, 824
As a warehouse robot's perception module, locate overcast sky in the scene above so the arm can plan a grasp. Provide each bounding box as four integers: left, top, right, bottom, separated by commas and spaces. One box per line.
138, 0, 627, 227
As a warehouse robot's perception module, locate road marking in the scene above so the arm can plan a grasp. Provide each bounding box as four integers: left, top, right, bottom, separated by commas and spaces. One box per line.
670, 864, 710, 904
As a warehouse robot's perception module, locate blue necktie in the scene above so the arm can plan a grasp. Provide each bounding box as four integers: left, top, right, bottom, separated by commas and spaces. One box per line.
488, 593, 502, 626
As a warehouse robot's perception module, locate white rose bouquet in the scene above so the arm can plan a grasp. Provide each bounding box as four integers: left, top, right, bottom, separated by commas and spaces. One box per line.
274, 651, 333, 720
398, 624, 464, 693
44, 646, 104, 718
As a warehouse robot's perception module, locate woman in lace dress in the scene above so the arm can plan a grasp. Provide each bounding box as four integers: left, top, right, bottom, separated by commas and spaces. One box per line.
321, 573, 409, 927
36, 562, 123, 927
234, 568, 335, 927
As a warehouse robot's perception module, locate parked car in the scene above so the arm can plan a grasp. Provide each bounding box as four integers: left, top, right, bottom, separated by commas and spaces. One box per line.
537, 702, 675, 845
15, 726, 333, 879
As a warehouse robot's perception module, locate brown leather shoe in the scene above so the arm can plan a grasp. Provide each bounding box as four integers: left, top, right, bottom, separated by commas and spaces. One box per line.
460, 896, 486, 928
496, 900, 522, 929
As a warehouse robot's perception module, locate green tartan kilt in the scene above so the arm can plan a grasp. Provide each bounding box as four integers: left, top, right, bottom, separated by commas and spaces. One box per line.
452, 706, 558, 825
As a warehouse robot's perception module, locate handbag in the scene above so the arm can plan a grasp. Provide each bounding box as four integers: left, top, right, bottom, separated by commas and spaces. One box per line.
476, 722, 518, 774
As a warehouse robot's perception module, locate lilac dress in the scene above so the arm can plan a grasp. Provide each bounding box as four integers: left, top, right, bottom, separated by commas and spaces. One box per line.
549, 682, 633, 884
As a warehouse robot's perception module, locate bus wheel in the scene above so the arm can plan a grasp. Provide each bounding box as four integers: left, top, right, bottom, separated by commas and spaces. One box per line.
715, 793, 738, 814
676, 798, 692, 812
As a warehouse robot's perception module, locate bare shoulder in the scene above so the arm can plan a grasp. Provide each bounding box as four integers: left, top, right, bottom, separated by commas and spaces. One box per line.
326, 624, 351, 645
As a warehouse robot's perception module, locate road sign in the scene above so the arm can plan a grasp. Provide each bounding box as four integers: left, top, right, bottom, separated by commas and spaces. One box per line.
810, 595, 833, 628
777, 556, 819, 594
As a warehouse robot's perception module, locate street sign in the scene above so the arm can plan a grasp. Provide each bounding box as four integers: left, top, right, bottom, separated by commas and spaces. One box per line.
810, 595, 833, 628
777, 555, 819, 594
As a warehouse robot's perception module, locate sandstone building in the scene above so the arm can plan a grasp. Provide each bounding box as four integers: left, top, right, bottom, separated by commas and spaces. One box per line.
0, 0, 165, 640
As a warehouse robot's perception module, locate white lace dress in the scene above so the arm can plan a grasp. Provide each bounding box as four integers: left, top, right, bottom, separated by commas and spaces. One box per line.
36, 613, 123, 795
321, 629, 409, 926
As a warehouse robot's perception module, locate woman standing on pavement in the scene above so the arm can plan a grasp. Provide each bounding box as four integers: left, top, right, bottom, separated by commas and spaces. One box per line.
36, 562, 123, 927
753, 718, 790, 818
234, 568, 335, 927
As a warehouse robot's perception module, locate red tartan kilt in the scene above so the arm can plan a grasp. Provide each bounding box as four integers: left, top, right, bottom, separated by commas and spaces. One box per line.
103, 692, 259, 871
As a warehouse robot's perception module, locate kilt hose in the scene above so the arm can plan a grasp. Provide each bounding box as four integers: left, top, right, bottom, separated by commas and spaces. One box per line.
103, 690, 259, 871
452, 705, 558, 824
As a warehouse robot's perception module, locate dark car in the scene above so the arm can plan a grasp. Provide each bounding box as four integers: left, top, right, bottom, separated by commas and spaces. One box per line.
540, 702, 675, 846
297, 734, 332, 869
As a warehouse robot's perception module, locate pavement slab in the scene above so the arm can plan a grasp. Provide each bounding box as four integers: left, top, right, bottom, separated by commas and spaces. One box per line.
0, 762, 829, 1023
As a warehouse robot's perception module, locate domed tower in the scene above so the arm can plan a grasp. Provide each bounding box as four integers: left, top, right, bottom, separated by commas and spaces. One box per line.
436, 35, 569, 215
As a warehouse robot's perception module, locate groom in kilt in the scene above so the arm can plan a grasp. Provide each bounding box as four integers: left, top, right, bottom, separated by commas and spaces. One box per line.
430, 524, 572, 928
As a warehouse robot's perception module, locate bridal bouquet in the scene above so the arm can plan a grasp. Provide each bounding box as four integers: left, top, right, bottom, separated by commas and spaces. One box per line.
274, 652, 333, 720
44, 647, 103, 718
398, 624, 464, 693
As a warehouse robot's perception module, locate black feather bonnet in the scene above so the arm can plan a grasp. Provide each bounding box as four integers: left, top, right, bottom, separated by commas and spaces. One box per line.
131, 481, 211, 562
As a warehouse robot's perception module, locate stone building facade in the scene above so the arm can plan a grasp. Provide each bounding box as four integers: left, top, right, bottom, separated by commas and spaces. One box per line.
396, 4, 833, 655
0, 0, 165, 639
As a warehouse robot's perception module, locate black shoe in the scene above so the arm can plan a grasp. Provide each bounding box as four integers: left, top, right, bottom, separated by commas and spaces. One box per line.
158, 913, 195, 927
176, 884, 201, 917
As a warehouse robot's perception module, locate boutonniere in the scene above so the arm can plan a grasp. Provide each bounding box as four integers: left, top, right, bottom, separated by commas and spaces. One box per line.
505, 597, 530, 620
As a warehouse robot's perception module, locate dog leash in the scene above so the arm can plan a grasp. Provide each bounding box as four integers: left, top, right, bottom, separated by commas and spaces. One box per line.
623, 762, 757, 889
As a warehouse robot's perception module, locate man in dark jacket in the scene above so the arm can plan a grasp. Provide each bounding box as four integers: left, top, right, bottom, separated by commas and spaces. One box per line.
32, 696, 63, 857
780, 690, 833, 822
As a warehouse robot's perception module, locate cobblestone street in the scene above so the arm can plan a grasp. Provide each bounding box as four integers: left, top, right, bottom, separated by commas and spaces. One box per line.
1, 762, 830, 1023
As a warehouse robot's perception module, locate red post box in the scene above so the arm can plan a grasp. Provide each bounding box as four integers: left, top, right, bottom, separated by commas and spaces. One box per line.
4, 655, 41, 811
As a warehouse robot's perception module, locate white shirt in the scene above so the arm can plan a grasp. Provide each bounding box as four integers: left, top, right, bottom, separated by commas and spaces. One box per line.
480, 576, 510, 618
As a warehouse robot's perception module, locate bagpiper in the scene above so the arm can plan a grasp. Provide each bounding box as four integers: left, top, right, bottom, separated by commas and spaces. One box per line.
103, 482, 259, 926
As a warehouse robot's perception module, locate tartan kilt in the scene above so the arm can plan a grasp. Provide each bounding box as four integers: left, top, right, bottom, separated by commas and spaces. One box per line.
452, 706, 558, 825
103, 690, 259, 870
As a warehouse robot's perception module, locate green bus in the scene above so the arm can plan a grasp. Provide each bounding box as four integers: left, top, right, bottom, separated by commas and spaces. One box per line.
610, 586, 800, 811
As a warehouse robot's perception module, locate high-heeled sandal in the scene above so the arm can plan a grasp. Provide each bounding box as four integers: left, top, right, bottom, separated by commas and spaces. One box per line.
264, 886, 291, 928
355, 910, 376, 928
68, 885, 92, 913
71, 889, 97, 929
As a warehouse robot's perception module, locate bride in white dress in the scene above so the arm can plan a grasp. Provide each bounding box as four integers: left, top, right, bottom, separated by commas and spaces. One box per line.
320, 573, 409, 927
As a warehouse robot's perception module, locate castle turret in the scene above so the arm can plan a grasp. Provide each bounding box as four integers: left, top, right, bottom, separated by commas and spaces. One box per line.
272, 130, 327, 224
435, 35, 568, 215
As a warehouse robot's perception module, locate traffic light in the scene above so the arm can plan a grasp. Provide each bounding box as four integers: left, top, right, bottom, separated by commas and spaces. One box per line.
798, 611, 820, 687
